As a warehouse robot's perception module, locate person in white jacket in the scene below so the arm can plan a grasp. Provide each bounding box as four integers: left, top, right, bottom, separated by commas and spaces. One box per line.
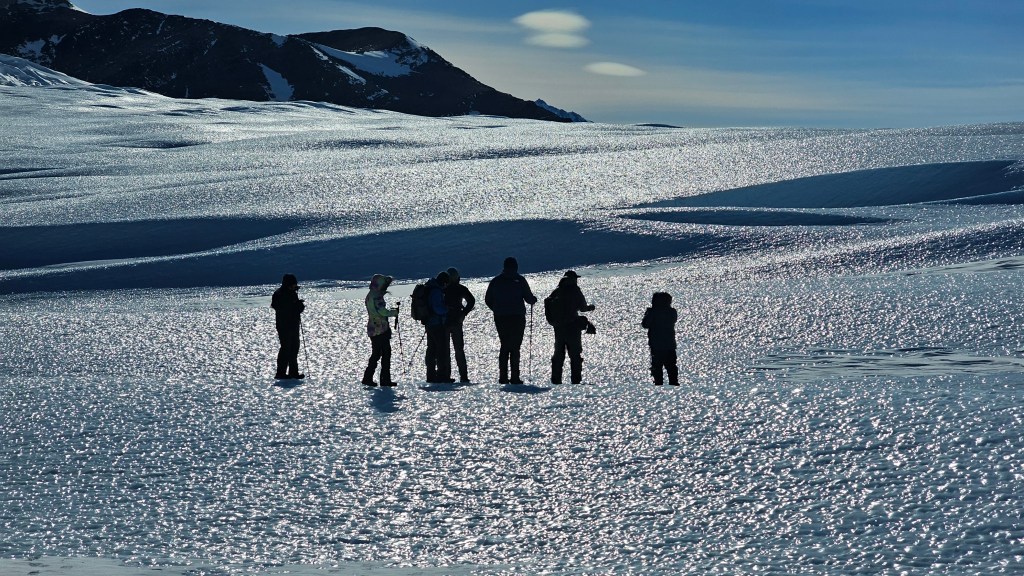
363, 274, 400, 387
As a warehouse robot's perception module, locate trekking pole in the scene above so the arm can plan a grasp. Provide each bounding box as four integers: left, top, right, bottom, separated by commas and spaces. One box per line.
300, 321, 310, 376
528, 304, 534, 383
406, 329, 426, 382
394, 302, 407, 382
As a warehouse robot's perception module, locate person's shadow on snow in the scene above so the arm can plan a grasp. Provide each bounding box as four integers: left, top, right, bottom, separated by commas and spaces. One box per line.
500, 384, 551, 394
370, 387, 404, 413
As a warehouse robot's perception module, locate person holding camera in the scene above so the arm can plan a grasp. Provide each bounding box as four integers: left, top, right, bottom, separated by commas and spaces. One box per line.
548, 270, 596, 385
271, 273, 305, 379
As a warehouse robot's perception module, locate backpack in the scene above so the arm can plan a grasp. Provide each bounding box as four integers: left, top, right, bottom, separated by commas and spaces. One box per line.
544, 288, 565, 326
410, 283, 432, 325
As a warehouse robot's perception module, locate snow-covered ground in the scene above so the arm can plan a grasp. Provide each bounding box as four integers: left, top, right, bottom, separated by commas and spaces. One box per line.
2, 57, 1024, 574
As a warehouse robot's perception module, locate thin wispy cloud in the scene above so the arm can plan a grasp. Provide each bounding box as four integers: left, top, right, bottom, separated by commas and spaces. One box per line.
514, 10, 590, 49
585, 62, 646, 77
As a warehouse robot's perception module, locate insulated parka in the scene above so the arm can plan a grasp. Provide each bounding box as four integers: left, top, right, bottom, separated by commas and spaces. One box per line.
366, 274, 399, 338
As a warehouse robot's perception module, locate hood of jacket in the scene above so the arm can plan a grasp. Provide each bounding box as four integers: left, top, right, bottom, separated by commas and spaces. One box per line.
370, 274, 393, 292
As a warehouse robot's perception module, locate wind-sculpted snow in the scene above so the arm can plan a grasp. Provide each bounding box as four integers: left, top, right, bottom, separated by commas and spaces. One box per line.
623, 209, 891, 227
2, 81, 1024, 574
0, 220, 745, 292
638, 160, 1024, 209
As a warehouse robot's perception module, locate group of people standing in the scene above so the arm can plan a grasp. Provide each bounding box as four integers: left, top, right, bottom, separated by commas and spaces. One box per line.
271, 256, 681, 388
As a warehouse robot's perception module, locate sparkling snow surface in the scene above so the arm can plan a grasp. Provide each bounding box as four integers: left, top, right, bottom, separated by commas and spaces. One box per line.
2, 83, 1024, 575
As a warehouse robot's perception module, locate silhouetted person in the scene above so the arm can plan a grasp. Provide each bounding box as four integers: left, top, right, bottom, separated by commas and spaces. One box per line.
548, 270, 598, 383
548, 270, 596, 384
424, 271, 451, 383
271, 273, 305, 379
444, 267, 476, 383
363, 274, 400, 387
484, 257, 538, 384
642, 292, 679, 386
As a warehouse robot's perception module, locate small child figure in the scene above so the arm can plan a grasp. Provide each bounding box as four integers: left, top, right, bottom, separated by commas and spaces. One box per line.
641, 292, 679, 386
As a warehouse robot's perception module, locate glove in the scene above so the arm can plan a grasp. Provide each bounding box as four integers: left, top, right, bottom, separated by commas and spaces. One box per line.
585, 321, 597, 335
585, 304, 596, 312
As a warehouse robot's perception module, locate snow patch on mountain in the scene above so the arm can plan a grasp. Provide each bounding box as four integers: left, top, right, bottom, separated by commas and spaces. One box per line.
312, 42, 422, 77
4, 0, 84, 12
0, 53, 88, 87
17, 39, 46, 59
259, 64, 293, 101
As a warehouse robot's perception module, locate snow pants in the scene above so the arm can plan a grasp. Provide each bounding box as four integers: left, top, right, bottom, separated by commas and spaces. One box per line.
447, 321, 469, 381
551, 325, 583, 384
425, 323, 451, 382
494, 314, 527, 382
364, 332, 392, 384
276, 324, 301, 377
650, 348, 678, 386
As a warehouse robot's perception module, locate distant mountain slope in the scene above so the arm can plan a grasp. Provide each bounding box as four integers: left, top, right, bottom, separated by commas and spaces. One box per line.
0, 0, 584, 121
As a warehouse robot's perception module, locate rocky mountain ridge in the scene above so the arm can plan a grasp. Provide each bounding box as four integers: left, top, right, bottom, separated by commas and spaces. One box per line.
0, 0, 585, 121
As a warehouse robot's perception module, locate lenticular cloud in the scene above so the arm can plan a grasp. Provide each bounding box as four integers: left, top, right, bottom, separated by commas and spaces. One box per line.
515, 9, 590, 48
585, 61, 647, 77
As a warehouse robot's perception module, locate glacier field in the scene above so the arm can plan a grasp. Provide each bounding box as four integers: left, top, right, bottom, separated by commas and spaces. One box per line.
2, 77, 1024, 574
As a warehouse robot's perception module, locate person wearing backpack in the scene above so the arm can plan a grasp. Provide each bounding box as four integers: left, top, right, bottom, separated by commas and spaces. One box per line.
484, 257, 538, 384
363, 274, 400, 387
271, 273, 305, 380
444, 267, 476, 383
641, 291, 679, 386
547, 270, 596, 384
423, 271, 451, 383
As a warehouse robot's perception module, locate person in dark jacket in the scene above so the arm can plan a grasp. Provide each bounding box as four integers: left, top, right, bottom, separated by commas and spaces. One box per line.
271, 273, 305, 379
641, 291, 679, 386
444, 267, 476, 383
423, 271, 451, 383
549, 270, 596, 384
484, 257, 538, 384
363, 274, 400, 387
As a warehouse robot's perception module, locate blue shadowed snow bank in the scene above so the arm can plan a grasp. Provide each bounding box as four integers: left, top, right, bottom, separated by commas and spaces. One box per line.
0, 220, 740, 293
640, 161, 1024, 208
622, 209, 890, 227
0, 218, 307, 270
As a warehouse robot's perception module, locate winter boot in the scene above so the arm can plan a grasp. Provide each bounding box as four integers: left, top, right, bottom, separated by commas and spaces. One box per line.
667, 363, 679, 386
362, 366, 378, 386
550, 361, 563, 384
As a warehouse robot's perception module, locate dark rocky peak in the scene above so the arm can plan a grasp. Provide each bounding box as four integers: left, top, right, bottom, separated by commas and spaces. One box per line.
0, 4, 584, 121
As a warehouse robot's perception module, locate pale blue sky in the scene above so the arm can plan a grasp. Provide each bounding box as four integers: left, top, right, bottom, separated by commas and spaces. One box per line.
82, 0, 1023, 128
